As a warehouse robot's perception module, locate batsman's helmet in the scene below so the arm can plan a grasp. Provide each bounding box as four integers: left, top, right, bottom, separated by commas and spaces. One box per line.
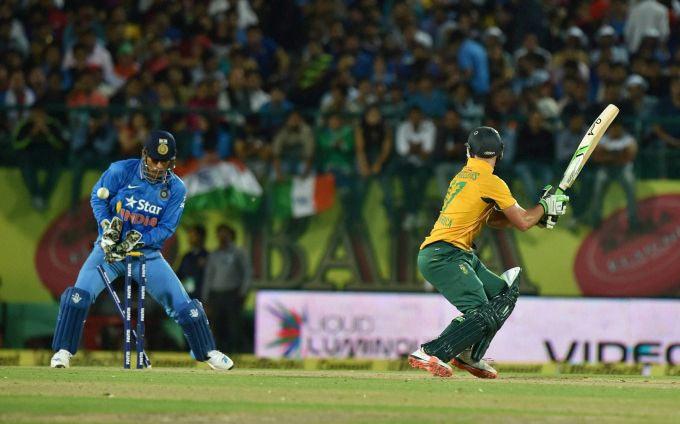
466, 126, 504, 160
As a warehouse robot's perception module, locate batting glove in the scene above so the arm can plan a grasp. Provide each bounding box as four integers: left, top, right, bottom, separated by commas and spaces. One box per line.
539, 185, 569, 217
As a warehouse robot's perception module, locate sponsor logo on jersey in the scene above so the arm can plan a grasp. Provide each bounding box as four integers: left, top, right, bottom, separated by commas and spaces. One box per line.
119, 208, 159, 227
125, 196, 163, 214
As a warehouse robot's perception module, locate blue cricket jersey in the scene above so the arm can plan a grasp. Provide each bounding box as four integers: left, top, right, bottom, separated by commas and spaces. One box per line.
91, 159, 187, 251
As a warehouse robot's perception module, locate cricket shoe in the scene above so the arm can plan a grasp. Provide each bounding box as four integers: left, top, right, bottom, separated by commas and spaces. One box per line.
50, 349, 72, 368
428, 355, 454, 378
206, 350, 235, 371
408, 348, 430, 371
451, 348, 497, 379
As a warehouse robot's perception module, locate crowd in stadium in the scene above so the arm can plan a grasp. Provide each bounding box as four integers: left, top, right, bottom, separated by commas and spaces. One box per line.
1, 0, 679, 229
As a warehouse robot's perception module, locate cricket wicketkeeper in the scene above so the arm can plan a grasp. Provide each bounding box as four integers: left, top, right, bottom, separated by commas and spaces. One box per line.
50, 130, 234, 370
409, 126, 569, 378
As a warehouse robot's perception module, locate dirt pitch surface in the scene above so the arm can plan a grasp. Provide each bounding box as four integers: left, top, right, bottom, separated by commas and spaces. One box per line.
1, 367, 679, 423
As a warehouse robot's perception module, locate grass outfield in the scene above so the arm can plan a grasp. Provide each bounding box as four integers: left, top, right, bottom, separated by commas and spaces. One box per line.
1, 367, 679, 423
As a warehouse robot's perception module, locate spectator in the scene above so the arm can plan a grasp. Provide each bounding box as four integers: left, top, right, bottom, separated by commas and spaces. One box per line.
40, 72, 66, 122
319, 82, 360, 118
317, 113, 360, 226
409, 76, 447, 119
290, 40, 334, 108
651, 77, 680, 178
623, 74, 658, 123
433, 109, 467, 195
450, 83, 483, 131
591, 25, 630, 65
635, 29, 671, 64
112, 42, 139, 85
234, 115, 271, 182
624, 0, 670, 53
191, 115, 232, 160
3, 69, 36, 128
243, 24, 289, 80
350, 79, 378, 113
524, 70, 560, 131
177, 224, 208, 300
371, 55, 397, 87
26, 66, 48, 102
117, 111, 148, 158
70, 109, 117, 209
41, 43, 63, 77
188, 80, 218, 130
0, 16, 29, 57
272, 110, 314, 181
483, 27, 514, 85
66, 69, 109, 108
12, 103, 66, 210
381, 85, 409, 126
62, 28, 116, 86
258, 85, 293, 138
203, 224, 251, 352
355, 105, 395, 223
219, 67, 251, 117
590, 120, 639, 230
553, 27, 590, 74
604, 0, 630, 37
244, 71, 271, 113
558, 77, 590, 114
515, 109, 555, 202
556, 106, 590, 222
514, 33, 552, 72
449, 27, 490, 96
394, 106, 436, 230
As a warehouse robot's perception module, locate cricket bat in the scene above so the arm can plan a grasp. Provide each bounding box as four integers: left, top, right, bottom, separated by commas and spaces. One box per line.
557, 104, 620, 192
545, 104, 619, 227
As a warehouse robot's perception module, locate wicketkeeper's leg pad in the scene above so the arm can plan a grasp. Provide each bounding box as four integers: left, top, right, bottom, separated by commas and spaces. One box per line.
423, 275, 520, 363
177, 299, 216, 361
52, 287, 92, 354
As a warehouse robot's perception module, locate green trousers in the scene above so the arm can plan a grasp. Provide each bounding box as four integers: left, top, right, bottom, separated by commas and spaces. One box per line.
418, 241, 506, 313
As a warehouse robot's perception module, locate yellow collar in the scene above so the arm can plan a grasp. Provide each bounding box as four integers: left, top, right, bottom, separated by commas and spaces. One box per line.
466, 157, 494, 173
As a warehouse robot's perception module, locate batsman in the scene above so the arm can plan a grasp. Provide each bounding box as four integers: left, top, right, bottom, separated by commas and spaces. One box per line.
409, 127, 569, 378
50, 130, 234, 370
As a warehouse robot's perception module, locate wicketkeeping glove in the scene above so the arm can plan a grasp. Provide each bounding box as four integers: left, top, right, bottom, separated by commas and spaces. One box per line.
112, 230, 144, 255
99, 216, 122, 253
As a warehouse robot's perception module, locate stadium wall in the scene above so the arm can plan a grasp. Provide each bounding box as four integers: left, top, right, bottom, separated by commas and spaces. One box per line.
1, 168, 680, 303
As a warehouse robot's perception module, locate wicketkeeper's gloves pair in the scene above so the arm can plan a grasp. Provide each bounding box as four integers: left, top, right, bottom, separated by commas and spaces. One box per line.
100, 217, 144, 262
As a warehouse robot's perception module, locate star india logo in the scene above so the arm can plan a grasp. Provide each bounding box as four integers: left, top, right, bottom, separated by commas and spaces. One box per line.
266, 303, 305, 358
125, 196, 137, 208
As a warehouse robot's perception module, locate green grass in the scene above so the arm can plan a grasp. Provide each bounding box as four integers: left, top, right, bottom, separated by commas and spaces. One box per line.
1, 367, 679, 423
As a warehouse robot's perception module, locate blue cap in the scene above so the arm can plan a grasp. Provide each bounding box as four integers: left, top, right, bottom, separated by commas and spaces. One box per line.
145, 130, 176, 160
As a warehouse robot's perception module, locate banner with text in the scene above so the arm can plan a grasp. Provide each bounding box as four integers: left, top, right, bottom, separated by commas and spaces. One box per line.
256, 291, 680, 364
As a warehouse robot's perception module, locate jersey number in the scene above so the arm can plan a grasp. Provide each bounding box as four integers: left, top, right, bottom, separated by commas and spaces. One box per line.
441, 180, 467, 212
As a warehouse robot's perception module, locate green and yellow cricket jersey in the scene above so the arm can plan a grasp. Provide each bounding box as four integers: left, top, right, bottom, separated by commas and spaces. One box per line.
421, 157, 517, 251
